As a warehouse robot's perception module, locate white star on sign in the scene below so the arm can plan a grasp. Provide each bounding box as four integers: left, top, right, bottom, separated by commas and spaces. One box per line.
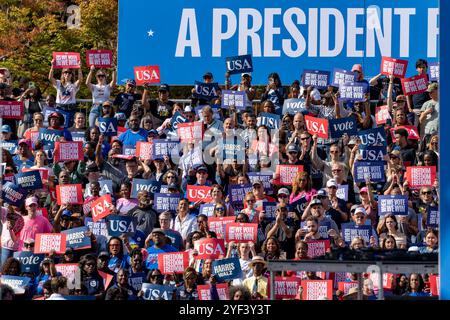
147, 30, 154, 37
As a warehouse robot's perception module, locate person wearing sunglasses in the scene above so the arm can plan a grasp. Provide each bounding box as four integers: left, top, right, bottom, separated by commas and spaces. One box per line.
35, 258, 62, 296
113, 79, 138, 118
23, 112, 44, 143
86, 65, 116, 127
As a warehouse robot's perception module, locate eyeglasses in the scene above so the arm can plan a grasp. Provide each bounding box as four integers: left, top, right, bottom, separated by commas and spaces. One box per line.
246, 199, 256, 202
24, 243, 34, 248
317, 196, 326, 200
422, 191, 432, 195
167, 176, 176, 179
97, 75, 106, 78
300, 137, 310, 140
150, 274, 163, 278
332, 169, 342, 173
215, 207, 225, 211
327, 186, 337, 189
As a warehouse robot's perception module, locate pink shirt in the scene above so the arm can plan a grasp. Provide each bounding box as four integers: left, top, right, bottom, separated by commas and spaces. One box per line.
1, 207, 25, 251
18, 214, 52, 251
289, 189, 317, 204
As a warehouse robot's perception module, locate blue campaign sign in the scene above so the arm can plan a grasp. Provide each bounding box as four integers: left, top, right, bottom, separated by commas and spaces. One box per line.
129, 272, 146, 292
2, 181, 28, 206
219, 136, 246, 163
99, 179, 114, 196
328, 117, 357, 139
13, 252, 46, 274
427, 206, 439, 228
62, 226, 92, 250
98, 117, 118, 136
339, 82, 369, 102
193, 81, 220, 100
428, 62, 439, 81
38, 128, 63, 148
84, 217, 109, 237
331, 68, 357, 87
15, 170, 43, 190
0, 276, 31, 292
153, 193, 181, 212
63, 295, 96, 300
353, 161, 386, 183
300, 220, 331, 239
169, 111, 188, 132
222, 90, 247, 111
247, 172, 274, 194
336, 184, 349, 201
1, 140, 17, 154
106, 215, 137, 237
257, 112, 280, 130
142, 283, 175, 300
358, 145, 387, 161
301, 70, 330, 89
289, 196, 308, 215
342, 225, 372, 244
377, 195, 408, 216
199, 203, 216, 217
358, 127, 387, 147
282, 98, 307, 115
226, 54, 253, 75
71, 131, 86, 143
263, 202, 278, 221
153, 139, 179, 158
131, 179, 162, 198
229, 183, 253, 205
118, 0, 438, 85
58, 109, 71, 128
212, 257, 243, 282
123, 145, 136, 156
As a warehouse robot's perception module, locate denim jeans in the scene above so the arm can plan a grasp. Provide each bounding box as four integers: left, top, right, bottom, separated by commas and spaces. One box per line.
89, 105, 101, 128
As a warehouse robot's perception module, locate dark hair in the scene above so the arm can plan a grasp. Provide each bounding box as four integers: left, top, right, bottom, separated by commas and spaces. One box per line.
0, 284, 15, 300
235, 213, 250, 223
107, 236, 125, 258
146, 268, 164, 284
105, 286, 129, 300
268, 72, 282, 87
421, 150, 438, 167
79, 254, 100, 279
262, 236, 281, 259
394, 128, 408, 139
1, 258, 21, 276
381, 235, 397, 249
406, 273, 425, 293
186, 230, 204, 248
305, 216, 319, 225
50, 276, 67, 293
415, 59, 428, 69
229, 285, 251, 300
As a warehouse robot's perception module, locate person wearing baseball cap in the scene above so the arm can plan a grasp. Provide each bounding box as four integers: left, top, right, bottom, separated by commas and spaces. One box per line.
144, 227, 178, 270
142, 80, 175, 128
113, 78, 138, 118
19, 197, 53, 250
12, 138, 34, 169
252, 179, 276, 205
47, 110, 73, 141
277, 188, 290, 206
350, 206, 379, 247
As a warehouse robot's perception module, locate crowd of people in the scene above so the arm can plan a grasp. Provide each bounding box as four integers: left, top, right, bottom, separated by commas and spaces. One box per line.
0, 56, 439, 300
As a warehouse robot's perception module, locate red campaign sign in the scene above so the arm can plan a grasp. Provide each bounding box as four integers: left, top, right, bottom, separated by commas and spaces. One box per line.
193, 238, 226, 260
91, 194, 113, 222
54, 141, 83, 162
85, 50, 113, 68
207, 217, 236, 240
375, 105, 391, 125
337, 281, 358, 295
157, 251, 189, 274
186, 185, 213, 203
430, 275, 439, 296
52, 52, 81, 69
380, 56, 408, 78
225, 223, 258, 243
275, 165, 304, 186
390, 125, 420, 141
0, 101, 24, 119
405, 166, 436, 189
305, 115, 329, 139
134, 65, 161, 85
177, 122, 204, 142
34, 233, 67, 254
36, 208, 49, 219
197, 283, 229, 300
401, 74, 428, 96
136, 141, 153, 160
55, 263, 78, 280
332, 272, 353, 289
56, 184, 83, 205
370, 272, 394, 291
306, 240, 331, 258
270, 277, 302, 300
301, 280, 333, 300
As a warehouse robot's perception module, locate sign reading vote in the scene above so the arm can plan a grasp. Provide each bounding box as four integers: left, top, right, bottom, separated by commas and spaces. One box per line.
225, 54, 253, 75
13, 252, 45, 273
106, 215, 137, 237
52, 52, 80, 68
212, 257, 243, 282
358, 145, 387, 162
222, 90, 246, 111
2, 182, 27, 206
272, 277, 302, 300
38, 128, 63, 148
134, 65, 161, 85
84, 217, 108, 237
62, 226, 91, 250
358, 127, 387, 146
199, 204, 216, 217
339, 82, 369, 101
0, 101, 24, 119
15, 170, 43, 190
331, 68, 356, 87
353, 161, 385, 183
193, 81, 219, 100
142, 283, 175, 300
380, 56, 408, 78
428, 62, 439, 81
153, 193, 181, 212
169, 111, 188, 132
305, 115, 329, 139
131, 179, 161, 198
54, 141, 83, 162
98, 117, 118, 136
282, 98, 307, 115
328, 117, 357, 139
401, 74, 428, 96
247, 172, 273, 194
193, 238, 226, 260
34, 233, 67, 254
86, 49, 113, 68
153, 139, 179, 157
257, 112, 280, 130
158, 252, 189, 274
301, 70, 330, 89
262, 202, 278, 221
378, 195, 408, 215
91, 194, 113, 222
342, 225, 373, 244
427, 206, 439, 228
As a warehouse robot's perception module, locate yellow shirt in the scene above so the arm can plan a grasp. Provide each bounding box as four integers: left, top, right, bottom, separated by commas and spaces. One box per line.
242, 276, 268, 298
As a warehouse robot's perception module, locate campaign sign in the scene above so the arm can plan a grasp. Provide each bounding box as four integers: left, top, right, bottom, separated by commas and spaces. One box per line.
247, 172, 273, 194
257, 112, 280, 130
197, 283, 229, 300
153, 139, 179, 158
34, 233, 67, 254
225, 223, 258, 243
225, 54, 253, 75
134, 65, 161, 85
106, 215, 137, 237
301, 280, 333, 300
375, 105, 392, 125
405, 166, 436, 189
401, 74, 428, 96
301, 70, 330, 89
54, 141, 83, 162
158, 251, 189, 274
282, 98, 307, 115
52, 52, 80, 68
378, 195, 408, 216
98, 117, 118, 136
342, 225, 372, 244
169, 111, 188, 132
289, 196, 308, 216
271, 277, 301, 300
328, 117, 357, 139
56, 184, 83, 205
86, 49, 113, 68
428, 62, 439, 81
70, 131, 86, 143
193, 81, 220, 100
276, 165, 304, 185
358, 145, 387, 162
99, 180, 113, 196
177, 122, 204, 142
427, 206, 439, 228
55, 263, 79, 282
212, 257, 242, 282
21, 168, 49, 184
13, 252, 45, 273
358, 127, 387, 147
0, 101, 24, 119
38, 128, 63, 148
353, 161, 385, 183
229, 183, 253, 205
199, 204, 216, 217
338, 82, 369, 102
306, 240, 331, 258
301, 221, 331, 239
331, 68, 356, 87
2, 182, 27, 206
222, 90, 246, 111
194, 238, 226, 260
0, 276, 31, 294
84, 217, 108, 237
390, 125, 420, 141
207, 217, 236, 240
121, 145, 136, 155
15, 170, 43, 190
430, 275, 440, 297
136, 141, 154, 160
380, 56, 408, 78
1, 140, 17, 154
262, 202, 278, 221
91, 194, 113, 222
305, 115, 329, 139
131, 179, 162, 198
153, 193, 181, 212
187, 185, 213, 203
142, 283, 175, 300
338, 281, 359, 295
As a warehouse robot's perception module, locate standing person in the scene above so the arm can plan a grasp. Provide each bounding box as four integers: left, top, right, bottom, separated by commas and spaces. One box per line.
46, 277, 69, 300
172, 199, 198, 241
118, 114, 148, 146
289, 172, 317, 204
126, 190, 158, 238
18, 197, 52, 251
242, 256, 269, 300
79, 254, 105, 298
403, 273, 430, 297
377, 214, 407, 249
1, 206, 24, 265
86, 65, 116, 127
107, 237, 130, 273
407, 59, 430, 120
35, 258, 62, 296
260, 73, 286, 115
176, 267, 199, 300
17, 83, 44, 138
116, 182, 138, 215
141, 84, 174, 129
419, 83, 439, 148
113, 79, 140, 118
23, 112, 44, 143
225, 72, 256, 109
105, 268, 137, 300
144, 229, 178, 270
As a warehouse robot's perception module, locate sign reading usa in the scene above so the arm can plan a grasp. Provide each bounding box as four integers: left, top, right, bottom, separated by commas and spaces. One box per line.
118, 0, 439, 85
225, 54, 253, 75
134, 65, 161, 85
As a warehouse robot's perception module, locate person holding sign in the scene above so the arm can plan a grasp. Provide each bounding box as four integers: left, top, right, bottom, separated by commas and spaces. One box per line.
142, 84, 175, 129
225, 72, 255, 109
18, 197, 52, 251
260, 73, 286, 115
